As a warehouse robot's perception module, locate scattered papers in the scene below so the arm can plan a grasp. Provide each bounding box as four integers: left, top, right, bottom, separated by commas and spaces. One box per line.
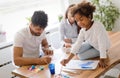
63, 60, 99, 70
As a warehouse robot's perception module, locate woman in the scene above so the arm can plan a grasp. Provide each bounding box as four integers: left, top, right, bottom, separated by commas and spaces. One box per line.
60, 4, 81, 50
61, 1, 110, 68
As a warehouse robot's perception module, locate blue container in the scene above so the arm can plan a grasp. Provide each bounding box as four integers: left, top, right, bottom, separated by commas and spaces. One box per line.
48, 63, 55, 75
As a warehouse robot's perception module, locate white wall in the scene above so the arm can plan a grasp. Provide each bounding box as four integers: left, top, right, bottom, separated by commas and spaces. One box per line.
60, 0, 69, 14
0, 0, 62, 41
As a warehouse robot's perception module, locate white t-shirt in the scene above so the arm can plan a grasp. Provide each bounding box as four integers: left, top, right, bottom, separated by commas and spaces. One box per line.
71, 21, 110, 58
13, 26, 46, 58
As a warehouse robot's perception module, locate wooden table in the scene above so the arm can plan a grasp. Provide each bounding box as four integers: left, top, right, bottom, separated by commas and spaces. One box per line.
11, 32, 120, 78
12, 49, 72, 78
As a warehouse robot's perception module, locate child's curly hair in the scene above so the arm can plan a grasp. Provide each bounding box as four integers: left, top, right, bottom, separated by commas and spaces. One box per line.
71, 1, 96, 19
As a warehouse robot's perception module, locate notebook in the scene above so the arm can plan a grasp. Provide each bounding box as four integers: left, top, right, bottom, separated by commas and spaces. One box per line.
63, 60, 99, 70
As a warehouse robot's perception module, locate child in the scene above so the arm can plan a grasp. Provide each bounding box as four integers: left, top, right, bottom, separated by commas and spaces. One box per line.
61, 1, 110, 68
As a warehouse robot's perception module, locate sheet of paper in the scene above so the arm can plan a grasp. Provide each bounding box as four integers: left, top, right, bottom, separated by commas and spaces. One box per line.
63, 60, 99, 70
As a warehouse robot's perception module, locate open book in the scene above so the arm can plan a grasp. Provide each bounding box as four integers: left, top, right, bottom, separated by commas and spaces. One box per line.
63, 60, 99, 70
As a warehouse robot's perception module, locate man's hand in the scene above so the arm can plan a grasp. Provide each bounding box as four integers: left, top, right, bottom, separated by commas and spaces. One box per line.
99, 58, 108, 68
37, 56, 51, 65
43, 48, 53, 55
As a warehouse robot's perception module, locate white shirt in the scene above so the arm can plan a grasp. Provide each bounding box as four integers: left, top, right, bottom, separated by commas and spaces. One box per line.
71, 21, 110, 58
60, 19, 78, 44
13, 26, 46, 58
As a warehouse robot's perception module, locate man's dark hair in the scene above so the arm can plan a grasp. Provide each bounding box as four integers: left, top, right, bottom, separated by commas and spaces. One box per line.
31, 10, 48, 29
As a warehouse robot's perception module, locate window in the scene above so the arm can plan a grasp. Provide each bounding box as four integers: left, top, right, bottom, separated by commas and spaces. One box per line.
0, 0, 63, 41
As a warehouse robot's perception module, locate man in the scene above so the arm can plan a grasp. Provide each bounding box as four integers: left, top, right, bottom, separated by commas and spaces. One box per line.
13, 10, 53, 66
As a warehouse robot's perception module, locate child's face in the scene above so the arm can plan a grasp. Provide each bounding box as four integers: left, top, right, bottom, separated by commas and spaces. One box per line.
74, 13, 91, 28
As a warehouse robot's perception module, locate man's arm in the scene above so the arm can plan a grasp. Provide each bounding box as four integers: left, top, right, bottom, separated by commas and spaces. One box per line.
41, 38, 53, 55
41, 38, 49, 48
13, 47, 51, 66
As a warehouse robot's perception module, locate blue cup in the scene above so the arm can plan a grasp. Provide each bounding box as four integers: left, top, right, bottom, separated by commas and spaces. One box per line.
48, 63, 55, 75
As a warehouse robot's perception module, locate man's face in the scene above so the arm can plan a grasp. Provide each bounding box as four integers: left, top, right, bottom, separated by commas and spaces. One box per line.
30, 24, 44, 36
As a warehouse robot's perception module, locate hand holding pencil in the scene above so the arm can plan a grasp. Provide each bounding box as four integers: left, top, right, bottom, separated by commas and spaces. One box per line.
60, 59, 69, 66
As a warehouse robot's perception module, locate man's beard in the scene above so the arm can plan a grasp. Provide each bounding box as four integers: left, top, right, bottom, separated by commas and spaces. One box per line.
31, 30, 41, 36
33, 32, 41, 36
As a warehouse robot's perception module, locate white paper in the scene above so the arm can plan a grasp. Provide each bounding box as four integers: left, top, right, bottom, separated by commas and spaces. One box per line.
63, 60, 99, 70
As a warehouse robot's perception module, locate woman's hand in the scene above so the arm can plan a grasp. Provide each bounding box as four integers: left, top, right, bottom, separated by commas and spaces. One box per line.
64, 39, 72, 43
99, 58, 108, 68
64, 43, 71, 48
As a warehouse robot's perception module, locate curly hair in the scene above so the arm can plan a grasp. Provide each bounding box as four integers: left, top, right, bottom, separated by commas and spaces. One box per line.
31, 10, 48, 29
71, 1, 96, 19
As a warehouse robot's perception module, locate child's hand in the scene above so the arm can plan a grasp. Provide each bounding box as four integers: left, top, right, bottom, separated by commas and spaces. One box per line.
60, 59, 69, 66
99, 58, 108, 68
